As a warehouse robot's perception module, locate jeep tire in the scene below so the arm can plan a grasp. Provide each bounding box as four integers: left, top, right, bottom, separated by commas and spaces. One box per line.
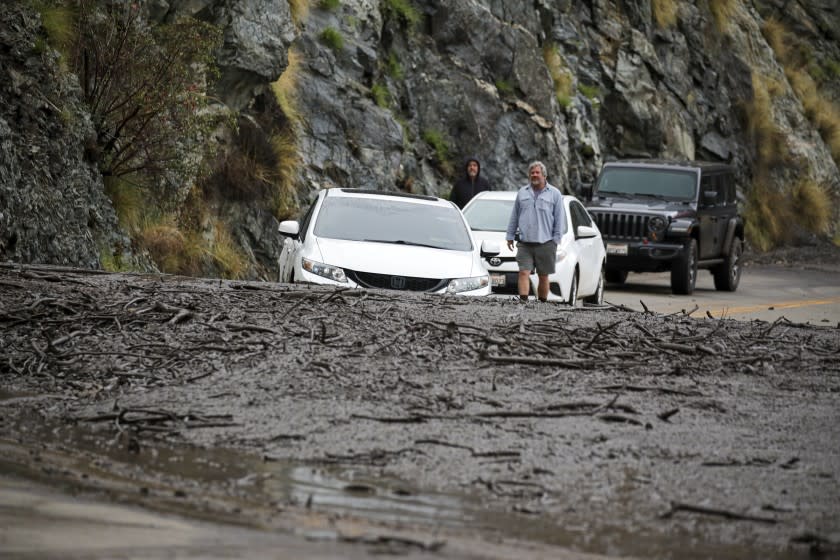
670, 238, 698, 295
605, 269, 628, 284
713, 237, 742, 292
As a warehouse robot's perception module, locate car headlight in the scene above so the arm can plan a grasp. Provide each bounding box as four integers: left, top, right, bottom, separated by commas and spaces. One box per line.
446, 275, 490, 294
555, 248, 568, 262
302, 258, 347, 283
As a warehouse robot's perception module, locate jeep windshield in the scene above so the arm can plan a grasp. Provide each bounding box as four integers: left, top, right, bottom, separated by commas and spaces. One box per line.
596, 167, 697, 201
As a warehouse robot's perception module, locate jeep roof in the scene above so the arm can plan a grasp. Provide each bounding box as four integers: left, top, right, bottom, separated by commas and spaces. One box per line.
601, 159, 733, 174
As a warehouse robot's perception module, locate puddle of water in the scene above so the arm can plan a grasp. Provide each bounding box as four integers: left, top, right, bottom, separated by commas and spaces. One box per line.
1, 393, 809, 560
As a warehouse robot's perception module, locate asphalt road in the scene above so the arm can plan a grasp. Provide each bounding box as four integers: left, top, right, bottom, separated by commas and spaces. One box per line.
602, 263, 840, 325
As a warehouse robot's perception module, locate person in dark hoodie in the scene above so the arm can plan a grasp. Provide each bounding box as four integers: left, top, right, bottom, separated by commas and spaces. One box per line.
450, 156, 491, 209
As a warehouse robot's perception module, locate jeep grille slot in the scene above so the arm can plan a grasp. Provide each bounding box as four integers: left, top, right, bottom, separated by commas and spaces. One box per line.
591, 212, 650, 240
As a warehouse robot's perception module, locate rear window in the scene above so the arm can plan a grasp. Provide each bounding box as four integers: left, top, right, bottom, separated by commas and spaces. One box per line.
462, 199, 513, 232
596, 167, 697, 201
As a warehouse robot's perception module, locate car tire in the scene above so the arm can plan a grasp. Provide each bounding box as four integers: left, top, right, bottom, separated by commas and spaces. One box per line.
671, 238, 698, 295
567, 270, 579, 307
583, 265, 605, 305
713, 237, 742, 292
605, 269, 628, 285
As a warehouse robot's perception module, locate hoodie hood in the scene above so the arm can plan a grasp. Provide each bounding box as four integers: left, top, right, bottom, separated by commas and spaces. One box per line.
463, 156, 481, 178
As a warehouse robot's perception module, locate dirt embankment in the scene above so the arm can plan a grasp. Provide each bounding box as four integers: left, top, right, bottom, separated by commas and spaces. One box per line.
1, 263, 839, 559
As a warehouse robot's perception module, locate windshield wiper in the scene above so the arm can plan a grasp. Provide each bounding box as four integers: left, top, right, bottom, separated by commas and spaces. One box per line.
634, 192, 670, 201
363, 239, 444, 249
597, 190, 633, 198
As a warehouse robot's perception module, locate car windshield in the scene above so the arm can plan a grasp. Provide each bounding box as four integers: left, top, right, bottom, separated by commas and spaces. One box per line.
313, 196, 473, 251
596, 168, 697, 201
462, 199, 513, 232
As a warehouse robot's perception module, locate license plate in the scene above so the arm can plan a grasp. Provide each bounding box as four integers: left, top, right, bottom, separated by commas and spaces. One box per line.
491, 274, 506, 287
606, 243, 628, 256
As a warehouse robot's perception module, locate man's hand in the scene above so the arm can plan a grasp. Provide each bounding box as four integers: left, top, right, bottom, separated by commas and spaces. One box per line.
506, 240, 515, 251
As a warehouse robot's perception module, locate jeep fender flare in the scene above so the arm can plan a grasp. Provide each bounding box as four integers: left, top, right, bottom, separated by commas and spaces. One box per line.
721, 217, 743, 257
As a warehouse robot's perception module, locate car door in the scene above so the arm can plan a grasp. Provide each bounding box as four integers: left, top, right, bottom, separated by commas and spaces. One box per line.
699, 173, 728, 259
569, 200, 600, 293
278, 199, 317, 283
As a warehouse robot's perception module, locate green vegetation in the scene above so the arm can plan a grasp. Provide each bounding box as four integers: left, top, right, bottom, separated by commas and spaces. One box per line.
495, 80, 513, 96
386, 51, 404, 79
319, 0, 340, 10
651, 0, 677, 28
371, 82, 391, 108
320, 27, 344, 52
422, 129, 452, 175
543, 43, 574, 109
31, 0, 75, 60
382, 0, 421, 28
578, 83, 600, 101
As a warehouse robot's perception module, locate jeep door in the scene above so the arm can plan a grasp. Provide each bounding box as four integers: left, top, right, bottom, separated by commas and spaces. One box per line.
698, 174, 728, 259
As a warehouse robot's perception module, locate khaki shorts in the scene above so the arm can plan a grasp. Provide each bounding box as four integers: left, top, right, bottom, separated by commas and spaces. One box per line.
516, 241, 557, 275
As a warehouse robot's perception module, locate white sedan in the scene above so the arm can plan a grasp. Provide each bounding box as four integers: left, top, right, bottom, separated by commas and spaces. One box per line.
461, 190, 607, 305
277, 188, 499, 296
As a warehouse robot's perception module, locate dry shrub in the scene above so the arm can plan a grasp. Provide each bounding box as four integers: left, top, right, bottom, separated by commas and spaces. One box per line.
787, 70, 840, 160
271, 131, 301, 220
651, 0, 678, 28
763, 18, 840, 162
709, 0, 738, 32
288, 0, 310, 28
138, 217, 188, 274
792, 179, 831, 235
743, 182, 781, 252
208, 220, 248, 279
746, 73, 787, 166
761, 18, 787, 58
271, 47, 303, 124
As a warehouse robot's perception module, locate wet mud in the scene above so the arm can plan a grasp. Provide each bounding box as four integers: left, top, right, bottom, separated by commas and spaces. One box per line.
1, 263, 839, 559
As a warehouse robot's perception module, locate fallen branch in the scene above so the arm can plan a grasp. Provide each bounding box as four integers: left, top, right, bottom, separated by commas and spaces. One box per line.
660, 501, 777, 524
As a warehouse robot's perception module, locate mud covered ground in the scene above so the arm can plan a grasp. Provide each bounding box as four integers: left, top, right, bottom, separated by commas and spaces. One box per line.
1, 261, 839, 559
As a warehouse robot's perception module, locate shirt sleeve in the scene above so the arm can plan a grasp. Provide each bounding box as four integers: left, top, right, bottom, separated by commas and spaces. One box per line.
506, 192, 520, 241
552, 192, 565, 244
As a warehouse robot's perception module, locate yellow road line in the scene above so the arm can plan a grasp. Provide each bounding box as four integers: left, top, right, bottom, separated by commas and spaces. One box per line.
705, 296, 840, 318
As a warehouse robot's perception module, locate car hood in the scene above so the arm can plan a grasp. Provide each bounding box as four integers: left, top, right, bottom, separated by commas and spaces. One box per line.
313, 237, 480, 278
588, 197, 695, 217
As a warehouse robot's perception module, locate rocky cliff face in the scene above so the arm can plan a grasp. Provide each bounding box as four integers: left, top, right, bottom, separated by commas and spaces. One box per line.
0, 6, 123, 267
1, 0, 838, 274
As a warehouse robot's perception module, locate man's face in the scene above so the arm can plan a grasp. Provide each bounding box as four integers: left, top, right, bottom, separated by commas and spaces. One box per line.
467, 161, 479, 178
529, 166, 546, 189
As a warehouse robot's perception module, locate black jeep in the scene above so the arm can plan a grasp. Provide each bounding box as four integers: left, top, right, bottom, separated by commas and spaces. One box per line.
580, 160, 744, 295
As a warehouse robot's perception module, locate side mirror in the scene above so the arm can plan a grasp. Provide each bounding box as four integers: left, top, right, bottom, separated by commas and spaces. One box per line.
577, 225, 598, 239
480, 240, 501, 257
278, 220, 300, 237
575, 181, 593, 201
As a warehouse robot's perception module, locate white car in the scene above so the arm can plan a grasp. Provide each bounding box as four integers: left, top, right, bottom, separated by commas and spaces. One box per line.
277, 188, 499, 296
461, 190, 607, 305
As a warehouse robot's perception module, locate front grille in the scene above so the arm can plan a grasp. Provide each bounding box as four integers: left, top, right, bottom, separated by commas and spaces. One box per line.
590, 211, 651, 240
346, 270, 448, 292
485, 256, 516, 266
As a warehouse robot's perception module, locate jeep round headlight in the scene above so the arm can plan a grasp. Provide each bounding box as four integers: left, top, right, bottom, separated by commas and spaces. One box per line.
648, 216, 667, 233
